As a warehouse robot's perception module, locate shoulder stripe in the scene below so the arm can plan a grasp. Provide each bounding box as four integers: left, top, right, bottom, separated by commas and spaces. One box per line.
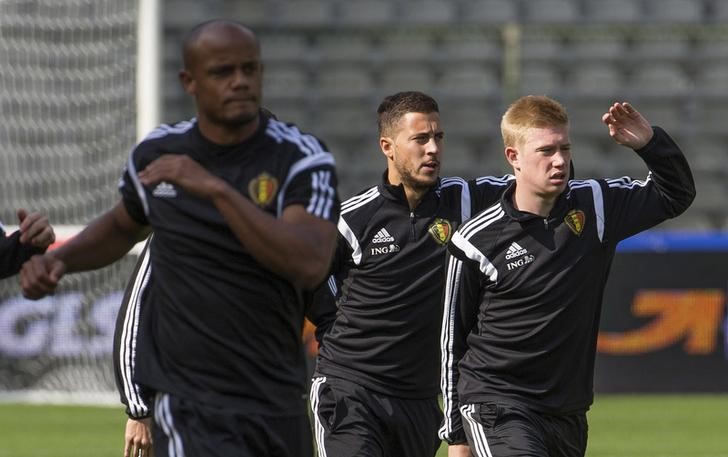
587, 180, 606, 242
341, 186, 379, 214
266, 119, 326, 157
451, 231, 499, 281
338, 217, 362, 265
276, 152, 336, 217
473, 174, 515, 186
459, 203, 504, 239
142, 119, 195, 141
607, 174, 651, 189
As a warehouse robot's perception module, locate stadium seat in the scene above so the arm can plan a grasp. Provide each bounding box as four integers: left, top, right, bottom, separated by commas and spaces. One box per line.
317, 32, 374, 64
694, 63, 728, 97
522, 0, 581, 23
631, 29, 692, 62
316, 65, 374, 99
378, 64, 436, 96
223, 0, 271, 26
336, 0, 396, 26
583, 0, 643, 22
569, 29, 626, 61
398, 1, 457, 24
458, 0, 520, 24
263, 65, 309, 101
569, 63, 624, 97
439, 28, 502, 63
520, 29, 565, 61
273, 0, 333, 27
630, 64, 691, 98
437, 64, 500, 100
378, 31, 436, 63
644, 0, 706, 22
259, 33, 310, 64
519, 64, 563, 97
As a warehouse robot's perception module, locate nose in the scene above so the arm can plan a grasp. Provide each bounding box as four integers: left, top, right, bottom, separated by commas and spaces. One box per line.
425, 137, 440, 155
231, 69, 249, 90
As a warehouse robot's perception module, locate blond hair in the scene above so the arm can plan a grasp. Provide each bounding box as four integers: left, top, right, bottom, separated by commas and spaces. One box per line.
501, 95, 569, 148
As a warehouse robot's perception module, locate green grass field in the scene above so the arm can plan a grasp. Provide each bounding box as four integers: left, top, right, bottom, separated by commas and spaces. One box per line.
1, 395, 726, 457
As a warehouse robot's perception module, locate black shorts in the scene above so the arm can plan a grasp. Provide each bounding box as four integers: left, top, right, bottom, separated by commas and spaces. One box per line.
152, 392, 313, 457
461, 402, 588, 457
309, 376, 441, 457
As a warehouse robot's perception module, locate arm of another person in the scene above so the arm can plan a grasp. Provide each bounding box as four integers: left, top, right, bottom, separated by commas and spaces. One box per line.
113, 237, 155, 457
137, 154, 337, 290
0, 209, 56, 279
440, 243, 482, 448
124, 417, 153, 457
20, 202, 149, 299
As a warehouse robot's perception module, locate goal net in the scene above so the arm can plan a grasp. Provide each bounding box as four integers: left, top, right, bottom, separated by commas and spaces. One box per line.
0, 0, 140, 404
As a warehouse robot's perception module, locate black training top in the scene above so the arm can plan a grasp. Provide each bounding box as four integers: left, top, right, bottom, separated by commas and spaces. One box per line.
440, 127, 695, 443
310, 173, 513, 399
118, 112, 339, 415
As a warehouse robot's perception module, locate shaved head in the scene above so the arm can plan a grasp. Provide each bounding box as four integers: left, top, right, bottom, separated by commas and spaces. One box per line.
181, 19, 260, 69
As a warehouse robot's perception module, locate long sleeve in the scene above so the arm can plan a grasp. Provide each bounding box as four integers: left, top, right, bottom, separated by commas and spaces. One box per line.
439, 246, 482, 445
113, 237, 153, 419
0, 228, 46, 279
601, 126, 696, 243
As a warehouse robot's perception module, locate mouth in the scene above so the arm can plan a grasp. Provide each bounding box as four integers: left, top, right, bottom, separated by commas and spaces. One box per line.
421, 161, 440, 172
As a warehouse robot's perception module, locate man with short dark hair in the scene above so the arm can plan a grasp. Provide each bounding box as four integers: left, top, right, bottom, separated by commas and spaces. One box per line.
21, 20, 339, 457
308, 91, 512, 457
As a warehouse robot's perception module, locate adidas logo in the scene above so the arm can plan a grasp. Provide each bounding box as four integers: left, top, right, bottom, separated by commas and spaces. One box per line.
152, 182, 177, 198
372, 228, 395, 244
505, 241, 528, 260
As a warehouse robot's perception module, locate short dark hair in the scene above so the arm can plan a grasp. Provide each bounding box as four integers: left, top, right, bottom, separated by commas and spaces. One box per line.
377, 91, 439, 137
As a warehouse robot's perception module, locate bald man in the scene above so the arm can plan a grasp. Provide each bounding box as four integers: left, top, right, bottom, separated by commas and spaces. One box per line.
21, 20, 339, 457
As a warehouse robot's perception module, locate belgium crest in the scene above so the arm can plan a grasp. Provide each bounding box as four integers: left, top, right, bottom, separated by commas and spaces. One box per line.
248, 172, 278, 207
428, 218, 452, 245
564, 209, 585, 236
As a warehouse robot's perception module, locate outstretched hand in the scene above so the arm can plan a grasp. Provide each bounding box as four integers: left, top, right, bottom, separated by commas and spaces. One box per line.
601, 102, 653, 150
20, 254, 66, 299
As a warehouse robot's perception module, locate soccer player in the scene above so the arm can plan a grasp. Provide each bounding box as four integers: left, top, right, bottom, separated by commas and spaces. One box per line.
440, 96, 695, 457
21, 20, 339, 457
307, 91, 513, 457
1, 209, 55, 278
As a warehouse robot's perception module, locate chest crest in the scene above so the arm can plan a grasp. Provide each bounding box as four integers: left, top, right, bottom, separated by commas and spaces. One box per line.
248, 172, 278, 207
564, 209, 586, 236
427, 218, 453, 245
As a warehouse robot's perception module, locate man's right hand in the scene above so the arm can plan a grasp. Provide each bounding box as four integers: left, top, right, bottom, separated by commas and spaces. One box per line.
19, 254, 66, 299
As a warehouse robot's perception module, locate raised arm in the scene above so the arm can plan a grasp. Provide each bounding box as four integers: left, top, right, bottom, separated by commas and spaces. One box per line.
137, 154, 337, 289
598, 102, 695, 241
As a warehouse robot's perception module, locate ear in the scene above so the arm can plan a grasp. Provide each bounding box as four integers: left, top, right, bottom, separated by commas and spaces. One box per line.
380, 137, 395, 161
179, 69, 195, 95
504, 146, 520, 171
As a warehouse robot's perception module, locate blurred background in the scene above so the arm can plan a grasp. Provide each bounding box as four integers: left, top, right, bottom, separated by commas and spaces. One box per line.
0, 0, 726, 404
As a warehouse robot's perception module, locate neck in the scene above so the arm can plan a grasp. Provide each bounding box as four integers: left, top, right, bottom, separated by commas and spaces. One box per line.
511, 184, 557, 218
386, 170, 432, 210
197, 116, 260, 145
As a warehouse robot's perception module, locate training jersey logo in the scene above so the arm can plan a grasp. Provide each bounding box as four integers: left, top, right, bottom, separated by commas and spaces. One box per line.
428, 218, 452, 245
564, 209, 586, 236
505, 241, 528, 260
152, 181, 177, 198
248, 172, 278, 207
372, 228, 395, 244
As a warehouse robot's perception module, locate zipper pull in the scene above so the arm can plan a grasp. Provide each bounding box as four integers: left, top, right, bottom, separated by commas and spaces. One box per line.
410, 211, 416, 237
